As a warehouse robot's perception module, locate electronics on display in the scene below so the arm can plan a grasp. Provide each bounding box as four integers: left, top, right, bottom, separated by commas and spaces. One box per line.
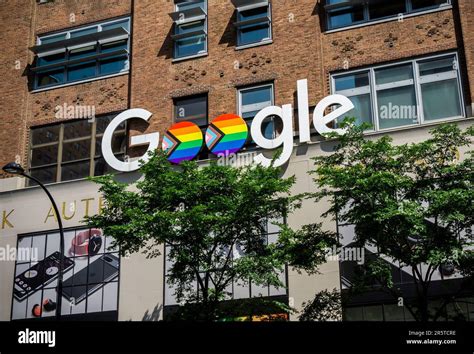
12, 229, 120, 320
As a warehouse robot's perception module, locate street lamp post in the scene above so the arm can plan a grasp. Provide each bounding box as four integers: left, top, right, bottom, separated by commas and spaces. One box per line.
3, 162, 65, 321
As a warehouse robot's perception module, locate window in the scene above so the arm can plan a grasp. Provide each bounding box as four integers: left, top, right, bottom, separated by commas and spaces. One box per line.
170, 0, 207, 60
32, 18, 130, 89
344, 298, 474, 321
29, 115, 127, 185
338, 215, 473, 322
12, 228, 120, 320
375, 64, 417, 129
418, 56, 462, 121
174, 94, 208, 159
238, 83, 275, 146
164, 219, 287, 310
325, 0, 451, 30
332, 53, 464, 132
234, 0, 272, 48
333, 71, 372, 128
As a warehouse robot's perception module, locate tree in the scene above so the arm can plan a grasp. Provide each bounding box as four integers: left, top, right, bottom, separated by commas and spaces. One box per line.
311, 120, 474, 321
299, 289, 342, 321
86, 151, 336, 320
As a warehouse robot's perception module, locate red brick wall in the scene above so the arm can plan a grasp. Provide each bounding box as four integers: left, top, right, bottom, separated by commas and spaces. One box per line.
129, 0, 325, 141
0, 0, 36, 175
35, 0, 131, 34
321, 10, 457, 95
0, 0, 131, 177
1, 0, 472, 177
129, 0, 466, 141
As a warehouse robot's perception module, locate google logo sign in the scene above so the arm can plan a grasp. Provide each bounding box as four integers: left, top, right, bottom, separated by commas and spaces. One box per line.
102, 79, 354, 171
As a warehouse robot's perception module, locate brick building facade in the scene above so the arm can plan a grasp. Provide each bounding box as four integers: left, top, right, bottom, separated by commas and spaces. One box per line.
0, 0, 473, 321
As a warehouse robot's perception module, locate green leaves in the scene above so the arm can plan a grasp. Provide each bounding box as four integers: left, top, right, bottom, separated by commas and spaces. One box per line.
85, 150, 306, 319
275, 223, 338, 274
299, 289, 342, 321
310, 118, 474, 320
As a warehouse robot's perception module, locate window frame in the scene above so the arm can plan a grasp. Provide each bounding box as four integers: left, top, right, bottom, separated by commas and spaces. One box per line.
28, 116, 127, 186
11, 227, 121, 321
330, 52, 465, 133
235, 2, 273, 49
172, 0, 208, 61
173, 93, 208, 127
33, 17, 131, 91
163, 217, 288, 308
173, 93, 209, 159
237, 82, 275, 131
325, 0, 452, 32
237, 83, 276, 148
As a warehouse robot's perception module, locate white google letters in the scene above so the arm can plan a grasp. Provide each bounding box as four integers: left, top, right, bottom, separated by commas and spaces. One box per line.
102, 108, 159, 172
102, 79, 354, 171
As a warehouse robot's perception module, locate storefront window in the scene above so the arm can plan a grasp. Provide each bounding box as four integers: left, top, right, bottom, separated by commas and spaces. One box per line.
11, 228, 120, 320
163, 218, 287, 316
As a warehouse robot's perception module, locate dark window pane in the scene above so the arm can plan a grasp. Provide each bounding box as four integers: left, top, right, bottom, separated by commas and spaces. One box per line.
328, 6, 365, 29
29, 166, 57, 186
175, 33, 206, 58
69, 45, 96, 60
95, 134, 126, 157
67, 61, 97, 82
239, 5, 269, 21
100, 40, 127, 53
254, 117, 275, 140
176, 0, 205, 12
94, 156, 122, 176
238, 23, 270, 46
383, 304, 405, 321
99, 55, 128, 75
62, 139, 92, 162
31, 145, 58, 167
176, 20, 205, 35
363, 305, 384, 321
36, 68, 65, 88
369, 0, 406, 20
241, 85, 273, 121
31, 125, 60, 145
335, 72, 369, 91
61, 161, 90, 181
411, 0, 448, 10
241, 86, 272, 107
63, 120, 92, 140
344, 307, 364, 321
96, 116, 125, 134
37, 52, 66, 67
174, 95, 207, 127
